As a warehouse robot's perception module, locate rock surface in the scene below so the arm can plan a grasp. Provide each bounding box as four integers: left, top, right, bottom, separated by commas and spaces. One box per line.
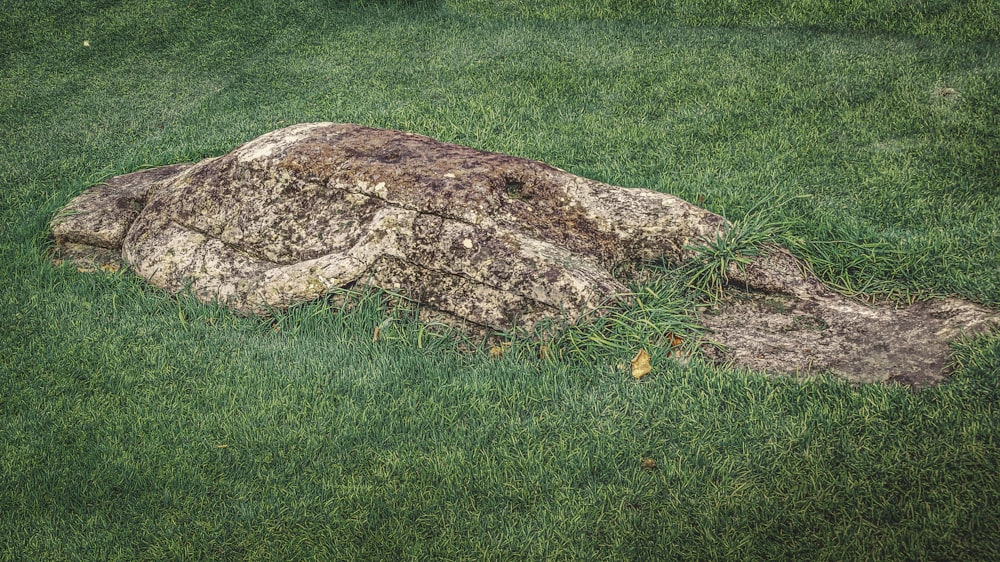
701, 248, 998, 387
51, 122, 997, 386
51, 122, 727, 329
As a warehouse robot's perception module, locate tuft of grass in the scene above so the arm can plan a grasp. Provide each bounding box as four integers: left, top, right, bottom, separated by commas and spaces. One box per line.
546, 273, 702, 368
682, 211, 778, 301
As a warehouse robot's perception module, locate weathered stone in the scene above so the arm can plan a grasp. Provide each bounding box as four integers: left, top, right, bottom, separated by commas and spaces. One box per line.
702, 248, 998, 387
51, 122, 997, 386
51, 122, 727, 329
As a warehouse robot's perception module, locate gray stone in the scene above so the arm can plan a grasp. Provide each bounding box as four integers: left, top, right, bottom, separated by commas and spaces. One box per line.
702, 248, 998, 387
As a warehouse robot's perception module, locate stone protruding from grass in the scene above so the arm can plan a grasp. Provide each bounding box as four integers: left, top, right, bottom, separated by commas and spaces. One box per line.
704, 246, 998, 387
50, 123, 997, 386
51, 122, 728, 330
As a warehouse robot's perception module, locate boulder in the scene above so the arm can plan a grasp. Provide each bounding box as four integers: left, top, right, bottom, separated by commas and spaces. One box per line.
51, 122, 997, 386
51, 122, 727, 329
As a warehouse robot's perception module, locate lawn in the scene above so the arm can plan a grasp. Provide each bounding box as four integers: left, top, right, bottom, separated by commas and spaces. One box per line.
2, 0, 999, 559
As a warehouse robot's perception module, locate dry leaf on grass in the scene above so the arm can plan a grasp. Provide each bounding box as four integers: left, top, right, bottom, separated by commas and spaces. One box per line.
666, 332, 683, 348
631, 349, 652, 380
665, 332, 691, 365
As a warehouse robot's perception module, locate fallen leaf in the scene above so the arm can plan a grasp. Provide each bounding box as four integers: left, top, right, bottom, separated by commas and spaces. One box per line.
631, 349, 652, 380
641, 458, 658, 470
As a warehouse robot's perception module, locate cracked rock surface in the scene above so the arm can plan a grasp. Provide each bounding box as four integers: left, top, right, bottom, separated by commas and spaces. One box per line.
51, 122, 997, 386
51, 122, 726, 329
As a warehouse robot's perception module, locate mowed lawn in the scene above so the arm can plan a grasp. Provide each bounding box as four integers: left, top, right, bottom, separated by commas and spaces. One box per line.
2, 1, 999, 559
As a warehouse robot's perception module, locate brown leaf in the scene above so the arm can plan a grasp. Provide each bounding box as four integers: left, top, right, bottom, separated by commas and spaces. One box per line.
631, 349, 652, 380
641, 458, 658, 470
666, 333, 689, 364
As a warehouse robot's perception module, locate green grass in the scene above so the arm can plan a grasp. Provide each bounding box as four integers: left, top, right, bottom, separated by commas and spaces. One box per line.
451, 0, 1000, 43
2, 1, 999, 559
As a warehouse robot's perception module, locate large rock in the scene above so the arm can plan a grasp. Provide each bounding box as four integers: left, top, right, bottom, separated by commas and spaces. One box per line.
51, 122, 997, 386
51, 122, 727, 329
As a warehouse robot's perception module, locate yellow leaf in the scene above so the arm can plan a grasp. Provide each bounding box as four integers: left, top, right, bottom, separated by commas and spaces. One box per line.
631, 349, 652, 380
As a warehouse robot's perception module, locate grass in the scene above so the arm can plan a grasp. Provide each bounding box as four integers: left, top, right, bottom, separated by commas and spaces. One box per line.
452, 0, 1000, 43
681, 209, 779, 300
2, 0, 999, 559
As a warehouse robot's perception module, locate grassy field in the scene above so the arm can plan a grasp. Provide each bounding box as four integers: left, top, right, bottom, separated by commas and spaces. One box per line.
2, 0, 999, 559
